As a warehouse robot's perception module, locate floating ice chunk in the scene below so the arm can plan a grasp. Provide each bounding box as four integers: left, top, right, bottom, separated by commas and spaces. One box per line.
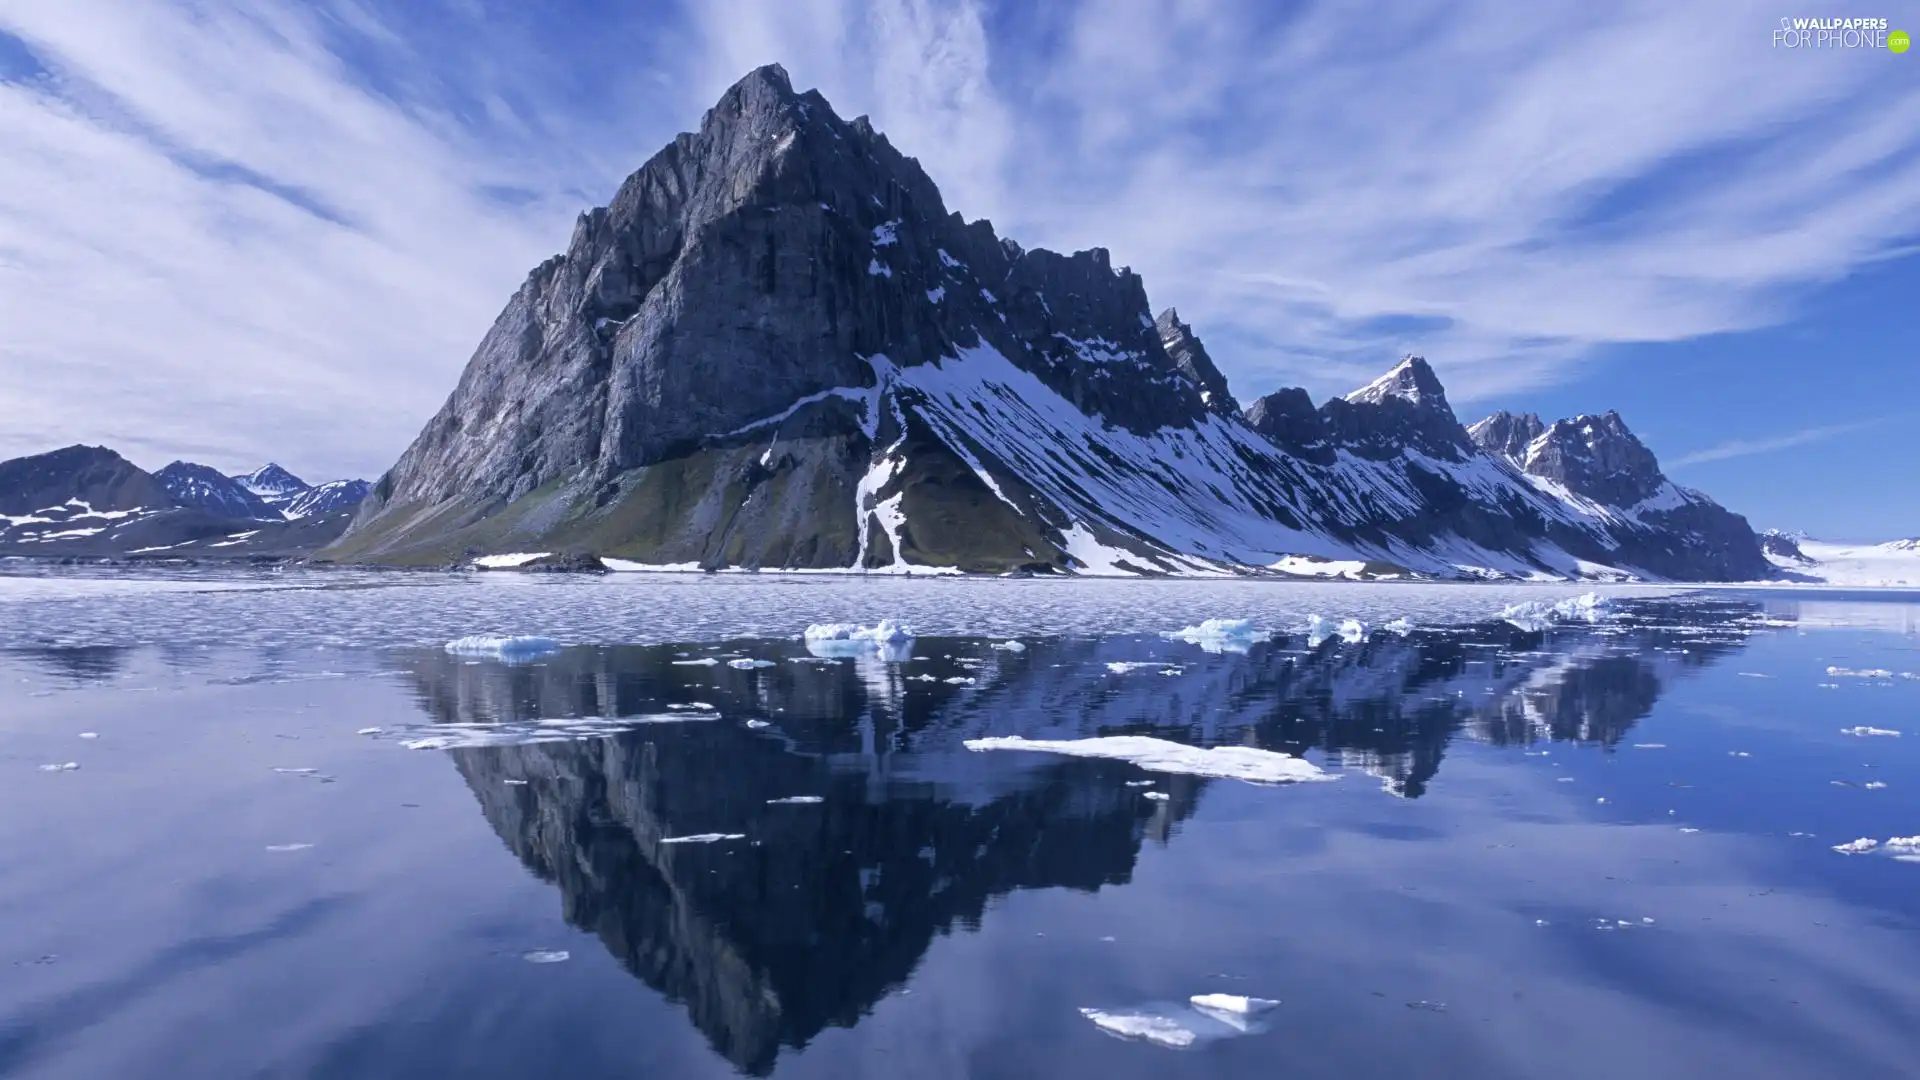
991, 640, 1026, 652
1144, 791, 1170, 801
1106, 661, 1177, 674
744, 719, 772, 729
356, 726, 382, 735
672, 658, 720, 666
726, 658, 776, 669
964, 735, 1332, 785
1382, 618, 1416, 636
1498, 592, 1611, 632
1633, 743, 1666, 749
445, 635, 562, 661
668, 702, 716, 711
1080, 1007, 1199, 1048
767, 796, 824, 805
1163, 618, 1270, 654
1827, 666, 1894, 678
1190, 994, 1278, 1016
273, 767, 319, 775
1679, 827, 1701, 833
660, 833, 746, 844
1833, 838, 1879, 854
1886, 836, 1920, 854
77, 731, 99, 739
805, 620, 914, 644
803, 620, 916, 660
1841, 726, 1901, 737
1124, 780, 1155, 788
1305, 615, 1368, 646
37, 762, 79, 772
1866, 781, 1888, 790
1728, 751, 1751, 758
265, 843, 313, 852
521, 950, 570, 964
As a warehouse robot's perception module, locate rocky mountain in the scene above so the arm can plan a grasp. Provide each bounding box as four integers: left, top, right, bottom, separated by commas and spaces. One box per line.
0, 445, 362, 561
309, 64, 1768, 581
155, 461, 278, 520
282, 478, 371, 520
233, 463, 309, 509
0, 445, 169, 517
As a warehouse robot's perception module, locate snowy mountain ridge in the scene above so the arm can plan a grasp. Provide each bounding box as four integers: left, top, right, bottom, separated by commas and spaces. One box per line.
0, 446, 371, 559
323, 64, 1773, 582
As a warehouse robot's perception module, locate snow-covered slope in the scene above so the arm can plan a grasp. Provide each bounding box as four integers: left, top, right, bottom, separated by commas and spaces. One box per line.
283, 479, 370, 520
1766, 539, 1920, 588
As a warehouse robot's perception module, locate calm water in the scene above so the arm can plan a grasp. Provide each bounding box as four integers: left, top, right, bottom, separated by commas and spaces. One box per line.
2, 571, 1918, 1078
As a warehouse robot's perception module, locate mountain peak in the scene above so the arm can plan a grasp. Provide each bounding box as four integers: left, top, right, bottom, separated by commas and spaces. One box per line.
1345, 355, 1448, 411
1154, 308, 1238, 415
155, 461, 278, 520
234, 462, 308, 497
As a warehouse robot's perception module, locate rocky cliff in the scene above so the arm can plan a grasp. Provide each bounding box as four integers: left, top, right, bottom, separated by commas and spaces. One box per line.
327, 65, 1770, 583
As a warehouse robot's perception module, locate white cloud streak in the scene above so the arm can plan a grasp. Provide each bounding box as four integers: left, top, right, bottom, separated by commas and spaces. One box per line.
0, 0, 1915, 480
1667, 417, 1890, 469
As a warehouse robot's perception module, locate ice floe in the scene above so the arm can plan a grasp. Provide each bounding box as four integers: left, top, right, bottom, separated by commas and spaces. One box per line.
1305, 615, 1368, 646
1841, 726, 1901, 737
37, 762, 79, 772
77, 731, 99, 739
803, 620, 915, 660
991, 640, 1027, 652
767, 796, 824, 805
660, 833, 746, 844
444, 635, 562, 661
1887, 836, 1920, 854
1105, 661, 1181, 675
726, 658, 776, 669
963, 735, 1332, 785
1832, 838, 1879, 854
1080, 997, 1275, 1049
1826, 666, 1893, 678
521, 950, 570, 964
265, 843, 313, 852
1382, 618, 1416, 636
1498, 592, 1610, 632
672, 657, 720, 666
1144, 791, 1171, 801
1163, 618, 1270, 654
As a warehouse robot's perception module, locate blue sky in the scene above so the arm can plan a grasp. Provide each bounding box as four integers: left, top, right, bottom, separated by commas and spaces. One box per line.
0, 0, 1915, 537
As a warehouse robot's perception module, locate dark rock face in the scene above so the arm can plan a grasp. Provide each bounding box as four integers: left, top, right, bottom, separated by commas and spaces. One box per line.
0, 445, 170, 516
1759, 529, 1809, 561
155, 461, 278, 520
1155, 308, 1238, 416
325, 65, 1771, 583
1465, 411, 1545, 463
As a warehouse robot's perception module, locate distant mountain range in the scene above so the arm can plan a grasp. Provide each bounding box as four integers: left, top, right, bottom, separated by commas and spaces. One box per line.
317, 65, 1775, 582
0, 446, 368, 561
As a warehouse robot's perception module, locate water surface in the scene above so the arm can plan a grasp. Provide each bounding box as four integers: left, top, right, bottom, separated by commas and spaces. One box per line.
2, 573, 1917, 1078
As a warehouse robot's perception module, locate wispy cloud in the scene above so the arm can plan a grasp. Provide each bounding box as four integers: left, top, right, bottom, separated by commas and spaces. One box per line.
0, 0, 1917, 480
1668, 417, 1889, 468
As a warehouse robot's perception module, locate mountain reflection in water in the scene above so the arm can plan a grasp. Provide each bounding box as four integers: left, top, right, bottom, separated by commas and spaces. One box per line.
389, 596, 1769, 1074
